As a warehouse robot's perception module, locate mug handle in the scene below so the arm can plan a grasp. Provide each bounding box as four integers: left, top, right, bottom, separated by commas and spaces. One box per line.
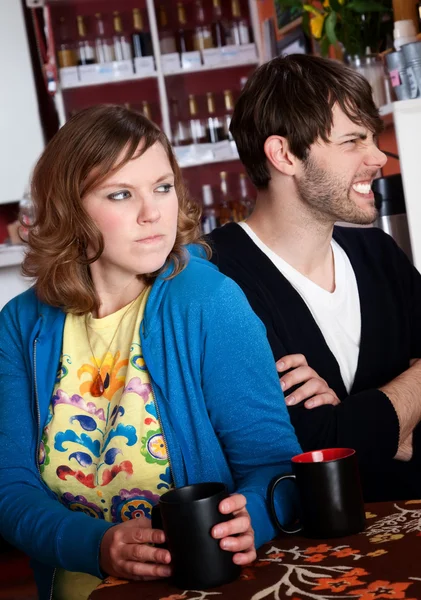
269, 474, 303, 534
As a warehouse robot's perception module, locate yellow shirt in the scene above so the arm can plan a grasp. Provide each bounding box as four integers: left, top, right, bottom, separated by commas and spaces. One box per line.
40, 289, 172, 600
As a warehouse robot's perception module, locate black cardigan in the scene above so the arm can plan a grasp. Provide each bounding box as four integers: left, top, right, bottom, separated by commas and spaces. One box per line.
209, 223, 421, 502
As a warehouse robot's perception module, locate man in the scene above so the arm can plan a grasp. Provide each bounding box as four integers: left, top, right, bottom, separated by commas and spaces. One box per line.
208, 54, 421, 502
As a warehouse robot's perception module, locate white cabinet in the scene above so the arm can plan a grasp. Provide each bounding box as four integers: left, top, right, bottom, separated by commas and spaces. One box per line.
0, 0, 44, 205
392, 99, 421, 270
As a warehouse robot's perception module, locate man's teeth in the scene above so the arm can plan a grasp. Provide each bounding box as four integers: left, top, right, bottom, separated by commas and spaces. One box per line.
352, 182, 372, 195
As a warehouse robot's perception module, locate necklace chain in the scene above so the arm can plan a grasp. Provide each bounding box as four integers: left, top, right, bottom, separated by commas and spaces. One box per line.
85, 295, 140, 387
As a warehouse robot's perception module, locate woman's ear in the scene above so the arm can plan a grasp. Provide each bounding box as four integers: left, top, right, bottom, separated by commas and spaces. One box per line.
264, 136, 298, 176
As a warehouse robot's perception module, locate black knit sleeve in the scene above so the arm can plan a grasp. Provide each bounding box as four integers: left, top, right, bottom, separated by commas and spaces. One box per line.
287, 390, 400, 465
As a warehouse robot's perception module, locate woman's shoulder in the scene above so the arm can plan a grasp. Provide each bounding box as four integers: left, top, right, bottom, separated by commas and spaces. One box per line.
172, 250, 245, 299
1, 287, 38, 319
0, 286, 60, 332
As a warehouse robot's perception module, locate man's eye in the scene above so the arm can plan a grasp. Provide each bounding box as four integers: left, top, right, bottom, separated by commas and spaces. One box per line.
343, 139, 357, 145
155, 184, 174, 193
108, 190, 131, 200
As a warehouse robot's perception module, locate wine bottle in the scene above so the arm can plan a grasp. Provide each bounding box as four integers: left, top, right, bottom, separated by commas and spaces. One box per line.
202, 185, 218, 234
211, 0, 226, 47
239, 173, 254, 218
158, 5, 177, 54
176, 2, 192, 54
206, 92, 226, 143
132, 8, 153, 57
223, 90, 235, 142
219, 171, 233, 225
188, 95, 207, 144
95, 13, 115, 63
57, 17, 76, 68
229, 0, 251, 45
193, 0, 213, 51
113, 11, 132, 61
171, 98, 192, 146
76, 15, 96, 66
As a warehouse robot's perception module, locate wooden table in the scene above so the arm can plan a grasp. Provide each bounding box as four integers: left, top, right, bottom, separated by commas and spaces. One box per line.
90, 500, 421, 600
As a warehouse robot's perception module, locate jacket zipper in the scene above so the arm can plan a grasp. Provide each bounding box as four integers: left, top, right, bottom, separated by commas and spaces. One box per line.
48, 570, 56, 600
34, 339, 41, 475
150, 382, 177, 488
34, 338, 57, 600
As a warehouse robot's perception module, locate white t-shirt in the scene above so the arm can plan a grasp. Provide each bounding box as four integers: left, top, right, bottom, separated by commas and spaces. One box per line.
239, 222, 361, 393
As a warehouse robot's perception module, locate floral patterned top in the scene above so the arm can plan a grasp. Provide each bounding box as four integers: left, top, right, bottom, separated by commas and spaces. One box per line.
40, 288, 173, 600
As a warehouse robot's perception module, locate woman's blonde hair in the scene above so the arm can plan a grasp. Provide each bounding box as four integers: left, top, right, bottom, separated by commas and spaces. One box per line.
23, 104, 208, 314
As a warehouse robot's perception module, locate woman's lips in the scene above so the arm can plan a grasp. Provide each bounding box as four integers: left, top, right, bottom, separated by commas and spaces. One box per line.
135, 235, 164, 244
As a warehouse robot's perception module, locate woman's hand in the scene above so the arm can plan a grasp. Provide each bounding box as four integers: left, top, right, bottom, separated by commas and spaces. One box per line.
100, 516, 172, 581
211, 494, 256, 565
276, 353, 340, 409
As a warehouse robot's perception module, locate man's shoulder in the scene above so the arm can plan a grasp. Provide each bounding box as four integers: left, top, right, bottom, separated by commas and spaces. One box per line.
207, 223, 250, 254
333, 225, 399, 254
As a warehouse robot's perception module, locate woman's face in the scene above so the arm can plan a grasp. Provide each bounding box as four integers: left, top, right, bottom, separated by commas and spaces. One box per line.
83, 142, 179, 282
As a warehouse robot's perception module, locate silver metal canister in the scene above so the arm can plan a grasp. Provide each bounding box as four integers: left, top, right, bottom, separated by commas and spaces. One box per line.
402, 41, 421, 98
386, 50, 414, 100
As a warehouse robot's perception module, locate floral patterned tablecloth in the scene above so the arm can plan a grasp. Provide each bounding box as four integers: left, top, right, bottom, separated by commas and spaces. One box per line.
89, 501, 421, 600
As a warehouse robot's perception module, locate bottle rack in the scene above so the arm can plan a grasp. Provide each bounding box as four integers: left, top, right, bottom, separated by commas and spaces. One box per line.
38, 0, 262, 230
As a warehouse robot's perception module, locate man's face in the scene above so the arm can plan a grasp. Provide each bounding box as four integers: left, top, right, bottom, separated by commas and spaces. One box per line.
295, 104, 387, 225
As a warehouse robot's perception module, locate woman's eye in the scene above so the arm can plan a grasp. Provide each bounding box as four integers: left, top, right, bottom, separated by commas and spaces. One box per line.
155, 184, 174, 193
343, 139, 357, 145
107, 190, 131, 201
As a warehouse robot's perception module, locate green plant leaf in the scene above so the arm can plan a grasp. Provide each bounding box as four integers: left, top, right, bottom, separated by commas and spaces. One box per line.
302, 10, 311, 36
275, 0, 303, 9
325, 11, 338, 44
329, 0, 344, 12
346, 0, 391, 12
303, 3, 324, 15
320, 35, 331, 56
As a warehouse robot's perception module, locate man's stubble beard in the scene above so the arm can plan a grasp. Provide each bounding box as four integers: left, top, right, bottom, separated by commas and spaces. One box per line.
295, 156, 378, 226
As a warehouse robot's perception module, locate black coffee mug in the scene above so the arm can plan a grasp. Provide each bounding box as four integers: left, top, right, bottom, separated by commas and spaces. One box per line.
269, 448, 365, 538
158, 482, 241, 589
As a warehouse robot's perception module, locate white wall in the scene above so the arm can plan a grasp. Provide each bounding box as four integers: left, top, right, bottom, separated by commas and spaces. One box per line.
0, 0, 44, 204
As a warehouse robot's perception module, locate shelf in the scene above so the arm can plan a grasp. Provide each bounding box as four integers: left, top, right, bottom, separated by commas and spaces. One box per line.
61, 70, 157, 91
163, 58, 258, 77
175, 141, 240, 169
180, 154, 240, 169
0, 245, 26, 269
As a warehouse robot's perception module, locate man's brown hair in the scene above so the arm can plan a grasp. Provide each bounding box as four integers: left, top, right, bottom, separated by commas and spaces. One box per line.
23, 104, 207, 314
230, 54, 384, 189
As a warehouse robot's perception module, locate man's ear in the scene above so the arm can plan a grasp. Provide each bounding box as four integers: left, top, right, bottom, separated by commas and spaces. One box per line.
264, 136, 298, 176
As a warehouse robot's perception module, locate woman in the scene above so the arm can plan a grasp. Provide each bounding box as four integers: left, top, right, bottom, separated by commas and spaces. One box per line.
0, 105, 301, 600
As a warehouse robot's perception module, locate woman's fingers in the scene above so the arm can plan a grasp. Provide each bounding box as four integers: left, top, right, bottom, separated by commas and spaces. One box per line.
213, 513, 251, 539
122, 525, 165, 546
220, 531, 254, 552
121, 542, 171, 565
233, 546, 257, 565
218, 493, 247, 516
121, 560, 172, 580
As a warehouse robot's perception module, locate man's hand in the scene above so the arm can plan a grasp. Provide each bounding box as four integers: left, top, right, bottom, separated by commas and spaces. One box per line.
100, 517, 172, 581
395, 432, 413, 462
276, 354, 340, 409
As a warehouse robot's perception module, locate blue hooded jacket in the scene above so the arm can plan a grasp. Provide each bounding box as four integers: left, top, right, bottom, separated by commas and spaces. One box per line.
0, 250, 301, 599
